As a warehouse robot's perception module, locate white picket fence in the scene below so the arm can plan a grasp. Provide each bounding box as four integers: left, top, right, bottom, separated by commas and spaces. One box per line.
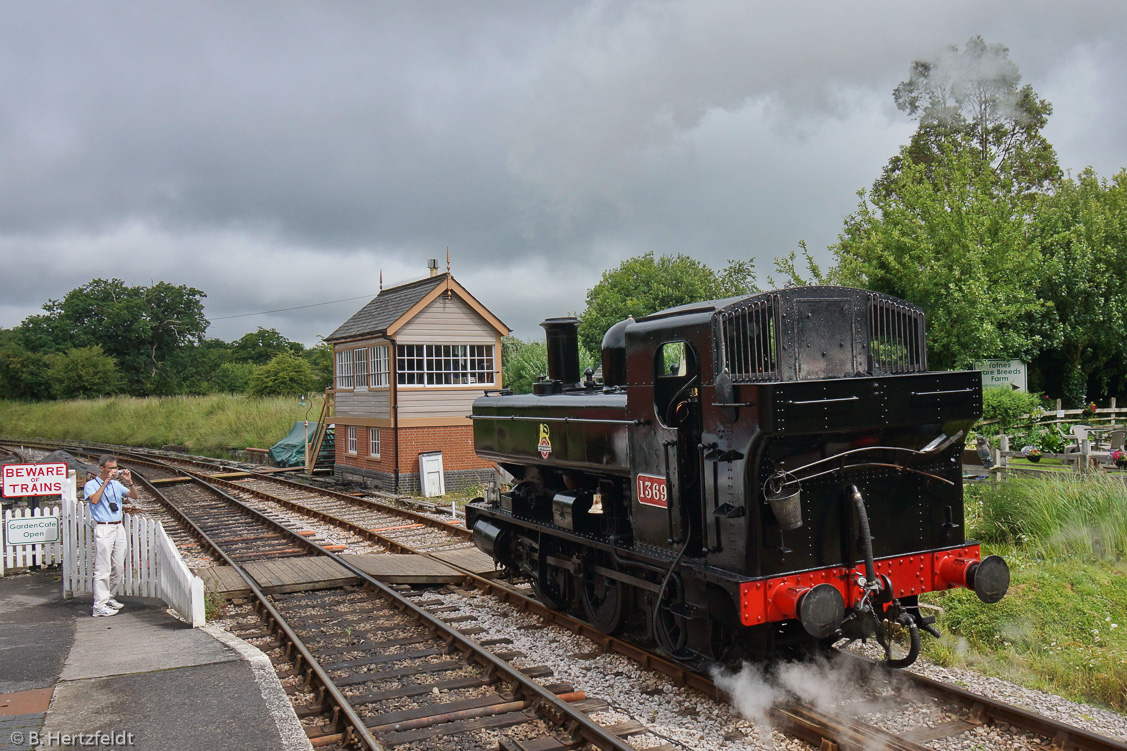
1, 471, 205, 627
1, 506, 63, 572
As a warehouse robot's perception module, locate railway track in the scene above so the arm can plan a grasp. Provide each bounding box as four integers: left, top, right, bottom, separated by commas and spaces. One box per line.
131, 465, 645, 751
7, 440, 1127, 750
0, 445, 28, 463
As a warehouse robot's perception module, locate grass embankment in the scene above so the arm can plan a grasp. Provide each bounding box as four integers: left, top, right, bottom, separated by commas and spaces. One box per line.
0, 394, 324, 456
922, 474, 1127, 711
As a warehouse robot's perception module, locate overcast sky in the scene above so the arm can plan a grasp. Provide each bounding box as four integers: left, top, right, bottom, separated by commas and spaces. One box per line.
2, 2, 1126, 345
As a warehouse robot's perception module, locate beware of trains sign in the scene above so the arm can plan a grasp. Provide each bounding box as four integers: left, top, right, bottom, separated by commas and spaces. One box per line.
2, 463, 68, 498
636, 473, 668, 509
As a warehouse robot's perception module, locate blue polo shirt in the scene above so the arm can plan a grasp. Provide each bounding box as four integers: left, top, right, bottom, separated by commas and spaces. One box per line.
83, 477, 128, 523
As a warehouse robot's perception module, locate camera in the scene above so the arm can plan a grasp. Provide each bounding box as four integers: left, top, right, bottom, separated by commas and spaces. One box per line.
109, 503, 119, 513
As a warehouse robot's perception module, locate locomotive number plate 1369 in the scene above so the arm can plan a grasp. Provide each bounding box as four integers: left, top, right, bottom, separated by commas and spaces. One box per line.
636, 473, 668, 509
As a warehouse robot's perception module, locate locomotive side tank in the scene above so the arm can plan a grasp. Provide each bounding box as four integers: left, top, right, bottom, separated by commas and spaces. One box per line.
466, 287, 1009, 670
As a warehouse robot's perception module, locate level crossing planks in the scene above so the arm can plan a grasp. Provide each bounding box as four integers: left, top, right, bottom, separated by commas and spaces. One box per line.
430, 547, 501, 577
195, 552, 466, 595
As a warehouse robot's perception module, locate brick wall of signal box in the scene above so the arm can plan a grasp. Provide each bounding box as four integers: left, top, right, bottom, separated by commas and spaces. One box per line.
334, 425, 492, 476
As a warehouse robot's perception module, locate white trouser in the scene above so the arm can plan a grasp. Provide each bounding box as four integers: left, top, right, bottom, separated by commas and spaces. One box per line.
93, 523, 128, 609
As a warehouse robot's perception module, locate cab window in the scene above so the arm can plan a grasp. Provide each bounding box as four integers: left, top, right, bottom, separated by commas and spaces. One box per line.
654, 341, 698, 427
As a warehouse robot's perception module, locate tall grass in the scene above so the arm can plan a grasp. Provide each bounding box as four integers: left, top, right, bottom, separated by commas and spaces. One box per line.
968, 474, 1127, 561
0, 394, 325, 456
928, 475, 1127, 710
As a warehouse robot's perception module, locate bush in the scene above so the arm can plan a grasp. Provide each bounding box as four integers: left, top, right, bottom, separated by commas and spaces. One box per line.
0, 345, 51, 400
248, 351, 316, 397
979, 387, 1043, 434
502, 336, 597, 394
210, 361, 257, 393
46, 346, 121, 399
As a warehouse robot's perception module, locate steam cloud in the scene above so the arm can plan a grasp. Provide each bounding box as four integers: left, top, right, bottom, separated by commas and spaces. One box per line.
711, 653, 902, 749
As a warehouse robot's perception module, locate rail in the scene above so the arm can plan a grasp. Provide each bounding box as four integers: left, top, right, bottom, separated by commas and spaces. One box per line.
137, 459, 636, 751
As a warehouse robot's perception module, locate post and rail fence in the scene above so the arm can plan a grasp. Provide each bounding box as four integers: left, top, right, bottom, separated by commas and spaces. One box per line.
2, 470, 205, 626
975, 397, 1127, 482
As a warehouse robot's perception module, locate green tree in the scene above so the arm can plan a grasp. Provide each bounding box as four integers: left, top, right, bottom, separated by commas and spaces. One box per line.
0, 344, 51, 400
770, 241, 838, 288
45, 346, 121, 399
175, 338, 235, 395
16, 279, 208, 395
1028, 168, 1127, 405
231, 327, 303, 365
248, 351, 316, 397
833, 146, 1050, 369
500, 336, 598, 393
502, 337, 547, 394
301, 340, 333, 391
578, 253, 757, 353
211, 361, 258, 393
883, 35, 1059, 196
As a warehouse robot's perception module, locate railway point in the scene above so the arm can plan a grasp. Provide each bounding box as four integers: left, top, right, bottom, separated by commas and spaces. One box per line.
0, 569, 312, 751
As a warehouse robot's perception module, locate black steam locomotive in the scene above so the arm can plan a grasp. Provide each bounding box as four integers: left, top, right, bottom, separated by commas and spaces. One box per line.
466, 286, 1008, 669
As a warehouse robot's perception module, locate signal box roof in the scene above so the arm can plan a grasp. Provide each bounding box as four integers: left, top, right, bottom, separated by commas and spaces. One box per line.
325, 273, 509, 343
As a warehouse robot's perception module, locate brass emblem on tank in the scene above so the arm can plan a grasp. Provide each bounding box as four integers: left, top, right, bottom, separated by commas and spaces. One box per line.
538, 423, 552, 459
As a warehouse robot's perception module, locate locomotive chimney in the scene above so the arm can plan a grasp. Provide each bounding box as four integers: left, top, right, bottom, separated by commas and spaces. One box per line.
540, 317, 582, 385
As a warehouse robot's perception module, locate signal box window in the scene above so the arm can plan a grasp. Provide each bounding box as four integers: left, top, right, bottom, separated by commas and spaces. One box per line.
347, 426, 357, 454
396, 344, 495, 386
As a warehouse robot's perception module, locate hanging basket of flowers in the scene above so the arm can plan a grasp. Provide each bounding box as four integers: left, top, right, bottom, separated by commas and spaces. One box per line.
1082, 401, 1098, 419
1110, 449, 1127, 469
1026, 448, 1042, 463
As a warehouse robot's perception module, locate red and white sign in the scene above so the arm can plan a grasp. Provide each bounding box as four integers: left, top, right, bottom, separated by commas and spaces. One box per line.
636, 473, 668, 509
2, 463, 68, 498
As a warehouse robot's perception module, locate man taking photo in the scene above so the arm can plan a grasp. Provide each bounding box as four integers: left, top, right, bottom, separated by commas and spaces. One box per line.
84, 455, 139, 617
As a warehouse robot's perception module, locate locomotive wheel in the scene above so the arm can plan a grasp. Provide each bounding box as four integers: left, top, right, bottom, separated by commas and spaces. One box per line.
580, 562, 628, 634
653, 576, 689, 655
532, 554, 575, 612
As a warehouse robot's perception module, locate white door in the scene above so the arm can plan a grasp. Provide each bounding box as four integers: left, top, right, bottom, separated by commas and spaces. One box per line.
419, 452, 445, 497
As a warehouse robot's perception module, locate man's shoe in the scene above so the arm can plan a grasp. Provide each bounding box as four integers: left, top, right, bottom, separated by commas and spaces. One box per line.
107, 599, 124, 610
92, 606, 119, 617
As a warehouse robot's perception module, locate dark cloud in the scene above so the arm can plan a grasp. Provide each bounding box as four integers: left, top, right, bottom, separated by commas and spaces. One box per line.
1, 2, 1125, 344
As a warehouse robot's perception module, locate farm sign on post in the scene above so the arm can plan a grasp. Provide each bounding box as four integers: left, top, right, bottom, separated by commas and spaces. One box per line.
2, 463, 68, 498
975, 360, 1027, 392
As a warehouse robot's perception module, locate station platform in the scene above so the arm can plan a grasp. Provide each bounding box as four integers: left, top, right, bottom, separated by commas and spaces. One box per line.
0, 570, 311, 751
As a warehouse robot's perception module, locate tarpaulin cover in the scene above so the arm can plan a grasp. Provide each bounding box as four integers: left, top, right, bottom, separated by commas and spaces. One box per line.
269, 421, 335, 467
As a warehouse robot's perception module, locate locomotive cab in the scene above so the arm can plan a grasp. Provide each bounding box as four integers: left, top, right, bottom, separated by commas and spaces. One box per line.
466, 286, 1008, 670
